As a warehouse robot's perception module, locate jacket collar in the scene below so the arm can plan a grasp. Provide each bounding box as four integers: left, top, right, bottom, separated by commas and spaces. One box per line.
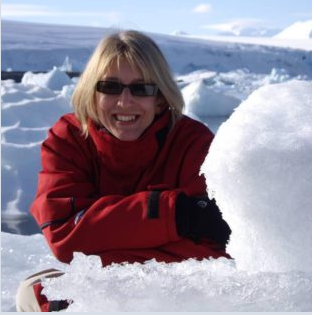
87, 108, 171, 172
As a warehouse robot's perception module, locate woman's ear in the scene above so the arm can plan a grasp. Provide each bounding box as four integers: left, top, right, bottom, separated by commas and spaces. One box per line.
155, 95, 167, 114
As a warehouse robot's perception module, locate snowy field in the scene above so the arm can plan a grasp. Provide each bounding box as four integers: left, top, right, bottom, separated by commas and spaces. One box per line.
1, 20, 312, 311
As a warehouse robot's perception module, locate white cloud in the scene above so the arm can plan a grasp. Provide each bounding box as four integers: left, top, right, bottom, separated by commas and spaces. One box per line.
1, 4, 122, 24
1, 4, 54, 17
193, 4, 212, 14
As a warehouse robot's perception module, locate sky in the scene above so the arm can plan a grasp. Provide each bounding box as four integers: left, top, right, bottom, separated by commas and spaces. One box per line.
1, 0, 312, 36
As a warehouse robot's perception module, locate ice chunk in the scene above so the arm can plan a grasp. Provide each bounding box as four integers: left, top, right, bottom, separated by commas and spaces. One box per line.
182, 79, 241, 117
21, 67, 72, 91
201, 80, 312, 272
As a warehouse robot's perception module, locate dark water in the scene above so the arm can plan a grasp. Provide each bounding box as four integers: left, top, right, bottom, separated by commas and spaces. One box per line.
1, 213, 41, 235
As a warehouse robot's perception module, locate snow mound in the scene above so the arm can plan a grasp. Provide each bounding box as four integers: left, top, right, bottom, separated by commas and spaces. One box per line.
182, 79, 241, 117
21, 67, 72, 91
201, 80, 312, 272
1, 79, 72, 217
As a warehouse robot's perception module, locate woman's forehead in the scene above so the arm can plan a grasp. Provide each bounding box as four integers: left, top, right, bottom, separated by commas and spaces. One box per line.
103, 57, 150, 81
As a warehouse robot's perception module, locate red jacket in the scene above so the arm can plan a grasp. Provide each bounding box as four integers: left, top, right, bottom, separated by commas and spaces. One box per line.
31, 109, 229, 265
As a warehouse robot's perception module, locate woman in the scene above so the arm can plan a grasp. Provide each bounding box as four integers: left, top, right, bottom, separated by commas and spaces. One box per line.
16, 30, 231, 312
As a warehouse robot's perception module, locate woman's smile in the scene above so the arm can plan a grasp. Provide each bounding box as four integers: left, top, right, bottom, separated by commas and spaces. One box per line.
113, 114, 139, 123
96, 59, 161, 141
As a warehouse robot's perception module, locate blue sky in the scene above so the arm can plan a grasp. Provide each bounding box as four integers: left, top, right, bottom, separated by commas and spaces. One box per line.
1, 0, 312, 35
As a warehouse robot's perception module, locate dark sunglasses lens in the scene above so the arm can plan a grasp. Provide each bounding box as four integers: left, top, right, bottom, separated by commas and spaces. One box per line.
97, 81, 122, 95
97, 81, 158, 96
130, 84, 158, 96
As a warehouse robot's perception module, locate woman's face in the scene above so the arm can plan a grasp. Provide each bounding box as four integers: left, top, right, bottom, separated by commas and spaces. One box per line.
96, 59, 162, 141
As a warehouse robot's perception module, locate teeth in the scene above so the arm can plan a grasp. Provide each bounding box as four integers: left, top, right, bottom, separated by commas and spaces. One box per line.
116, 115, 136, 122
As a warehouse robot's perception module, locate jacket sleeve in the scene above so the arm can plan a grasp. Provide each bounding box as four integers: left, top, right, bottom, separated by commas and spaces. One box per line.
30, 116, 213, 263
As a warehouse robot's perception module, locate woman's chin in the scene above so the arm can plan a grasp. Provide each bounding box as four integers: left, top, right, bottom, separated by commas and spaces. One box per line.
114, 131, 142, 141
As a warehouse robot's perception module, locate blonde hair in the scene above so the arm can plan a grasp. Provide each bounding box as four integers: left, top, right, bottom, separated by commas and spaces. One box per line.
71, 30, 184, 136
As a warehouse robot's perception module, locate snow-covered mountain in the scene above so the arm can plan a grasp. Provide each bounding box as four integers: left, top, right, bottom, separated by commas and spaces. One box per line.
2, 20, 312, 75
274, 20, 312, 39
217, 27, 279, 37
203, 19, 280, 37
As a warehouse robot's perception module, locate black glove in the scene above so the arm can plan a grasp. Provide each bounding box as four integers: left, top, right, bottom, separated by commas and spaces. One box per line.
175, 192, 231, 248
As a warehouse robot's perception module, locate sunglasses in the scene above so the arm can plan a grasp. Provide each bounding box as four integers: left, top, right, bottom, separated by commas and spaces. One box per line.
96, 80, 159, 97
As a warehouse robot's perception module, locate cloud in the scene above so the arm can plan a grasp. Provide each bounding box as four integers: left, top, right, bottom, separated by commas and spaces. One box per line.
1, 4, 122, 24
1, 4, 55, 17
193, 4, 212, 14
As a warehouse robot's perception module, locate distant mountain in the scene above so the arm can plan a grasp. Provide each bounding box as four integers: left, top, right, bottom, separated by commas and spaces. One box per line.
2, 20, 312, 76
171, 30, 189, 36
274, 20, 312, 39
217, 26, 280, 37
203, 19, 281, 37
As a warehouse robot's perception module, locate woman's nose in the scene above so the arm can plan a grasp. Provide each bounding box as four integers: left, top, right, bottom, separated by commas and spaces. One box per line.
117, 87, 133, 106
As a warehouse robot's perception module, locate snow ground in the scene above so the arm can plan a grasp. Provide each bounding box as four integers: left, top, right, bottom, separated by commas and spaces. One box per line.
2, 231, 312, 312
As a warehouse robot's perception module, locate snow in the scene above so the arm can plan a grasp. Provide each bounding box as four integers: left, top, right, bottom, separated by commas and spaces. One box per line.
1, 20, 312, 312
201, 80, 312, 273
2, 20, 312, 73
1, 72, 74, 229
202, 19, 280, 37
182, 32, 312, 51
2, 232, 312, 312
1, 233, 64, 312
203, 19, 312, 40
21, 67, 73, 91
274, 20, 312, 39
182, 79, 241, 117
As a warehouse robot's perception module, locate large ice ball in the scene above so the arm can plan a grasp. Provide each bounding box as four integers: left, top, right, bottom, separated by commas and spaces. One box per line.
201, 80, 312, 272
